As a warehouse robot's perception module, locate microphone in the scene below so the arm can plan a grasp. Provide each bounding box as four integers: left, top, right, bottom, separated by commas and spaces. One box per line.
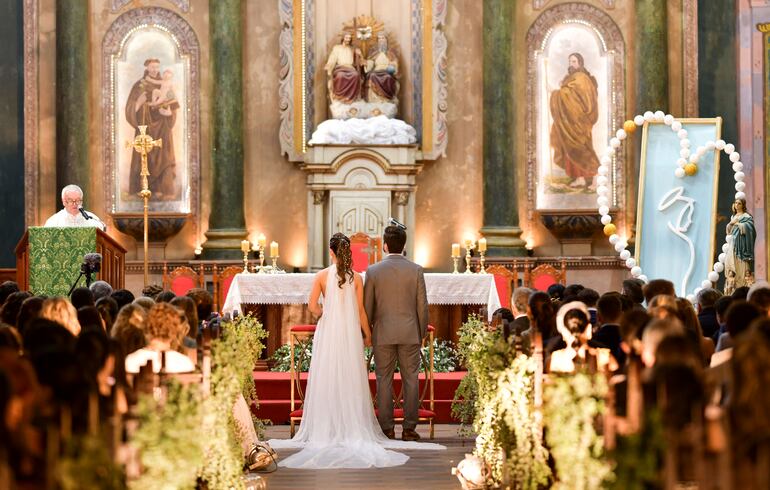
82, 253, 102, 274
78, 206, 91, 220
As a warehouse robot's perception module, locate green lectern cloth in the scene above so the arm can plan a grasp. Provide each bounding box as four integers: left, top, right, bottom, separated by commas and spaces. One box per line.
28, 227, 97, 296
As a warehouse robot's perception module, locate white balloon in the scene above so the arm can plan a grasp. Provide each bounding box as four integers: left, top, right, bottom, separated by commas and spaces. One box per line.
715, 139, 726, 150
638, 274, 648, 283
674, 168, 686, 179
705, 141, 716, 150
722, 243, 730, 253
680, 148, 691, 159
663, 114, 674, 125
597, 196, 609, 206
604, 147, 616, 157
702, 279, 713, 289
677, 129, 688, 139
609, 234, 619, 245
714, 262, 724, 273
730, 152, 740, 162
736, 191, 746, 200
598, 166, 609, 176
732, 162, 743, 172
597, 175, 609, 186
643, 111, 654, 121
724, 143, 735, 154
708, 271, 720, 282
680, 138, 690, 148
654, 110, 665, 121
634, 115, 645, 126
610, 138, 621, 148
626, 258, 637, 268
601, 214, 612, 225
616, 129, 627, 140
686, 294, 696, 303
599, 205, 610, 216
718, 252, 726, 263
677, 158, 687, 168
614, 241, 626, 253
600, 155, 611, 166
620, 250, 631, 260
736, 181, 746, 192
735, 171, 745, 182
671, 121, 682, 132
597, 186, 609, 196
631, 266, 642, 277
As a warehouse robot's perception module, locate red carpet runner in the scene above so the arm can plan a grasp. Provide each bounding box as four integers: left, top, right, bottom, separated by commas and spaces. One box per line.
252, 371, 467, 424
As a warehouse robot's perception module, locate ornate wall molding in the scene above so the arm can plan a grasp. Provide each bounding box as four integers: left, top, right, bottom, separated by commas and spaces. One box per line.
525, 3, 626, 223
23, 0, 38, 226
533, 0, 615, 9
683, 0, 699, 117
423, 0, 448, 159
111, 0, 190, 14
101, 7, 200, 222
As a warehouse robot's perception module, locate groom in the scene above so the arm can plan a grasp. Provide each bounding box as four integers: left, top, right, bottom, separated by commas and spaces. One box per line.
364, 225, 429, 441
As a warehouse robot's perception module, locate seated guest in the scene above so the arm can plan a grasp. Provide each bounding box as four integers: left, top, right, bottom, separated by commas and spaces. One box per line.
0, 281, 19, 306
39, 297, 81, 336
187, 288, 217, 327
110, 289, 135, 310
713, 300, 762, 365
747, 284, 770, 316
594, 293, 625, 366
622, 278, 646, 312
44, 184, 104, 229
132, 297, 155, 311
77, 306, 105, 332
521, 291, 560, 362
711, 295, 734, 344
125, 302, 194, 374
170, 296, 199, 351
110, 304, 147, 357
155, 290, 176, 304
508, 287, 533, 338
0, 292, 32, 327
16, 297, 45, 335
732, 286, 749, 301
141, 284, 163, 299
675, 297, 713, 365
70, 287, 95, 310
88, 280, 113, 302
491, 308, 514, 336
0, 326, 21, 353
561, 283, 585, 303
95, 296, 119, 331
696, 288, 722, 339
641, 317, 685, 368
577, 288, 599, 326
546, 283, 565, 304
643, 279, 676, 305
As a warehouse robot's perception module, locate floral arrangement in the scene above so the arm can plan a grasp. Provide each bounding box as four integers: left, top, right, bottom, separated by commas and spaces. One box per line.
543, 372, 614, 489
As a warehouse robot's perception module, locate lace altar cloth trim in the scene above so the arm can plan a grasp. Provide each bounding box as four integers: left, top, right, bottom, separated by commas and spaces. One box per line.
223, 273, 500, 320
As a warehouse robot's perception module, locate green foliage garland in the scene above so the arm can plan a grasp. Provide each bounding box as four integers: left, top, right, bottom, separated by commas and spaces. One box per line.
609, 409, 664, 490
543, 372, 614, 490
58, 433, 126, 490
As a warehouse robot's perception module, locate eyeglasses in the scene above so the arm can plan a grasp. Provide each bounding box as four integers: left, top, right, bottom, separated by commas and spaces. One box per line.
63, 199, 83, 205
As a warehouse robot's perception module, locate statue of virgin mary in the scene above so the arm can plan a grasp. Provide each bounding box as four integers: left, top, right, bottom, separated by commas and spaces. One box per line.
724, 198, 756, 295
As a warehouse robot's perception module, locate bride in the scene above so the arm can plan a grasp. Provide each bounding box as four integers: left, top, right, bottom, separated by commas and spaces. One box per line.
268, 233, 443, 469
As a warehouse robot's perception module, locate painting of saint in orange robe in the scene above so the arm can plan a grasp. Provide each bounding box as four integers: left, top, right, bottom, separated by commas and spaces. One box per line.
549, 52, 600, 189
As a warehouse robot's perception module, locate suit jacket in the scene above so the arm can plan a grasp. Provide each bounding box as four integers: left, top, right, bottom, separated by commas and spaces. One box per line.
697, 308, 720, 339
364, 254, 429, 345
504, 315, 529, 341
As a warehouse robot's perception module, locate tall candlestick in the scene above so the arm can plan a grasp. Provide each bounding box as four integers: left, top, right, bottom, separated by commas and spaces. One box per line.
270, 241, 279, 258
240, 240, 251, 274
464, 240, 475, 274
451, 243, 460, 258
257, 233, 267, 249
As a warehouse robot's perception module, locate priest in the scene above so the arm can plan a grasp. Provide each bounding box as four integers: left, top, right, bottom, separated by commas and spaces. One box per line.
44, 184, 104, 230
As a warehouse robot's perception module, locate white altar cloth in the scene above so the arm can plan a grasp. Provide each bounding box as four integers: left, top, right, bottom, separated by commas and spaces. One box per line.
222, 273, 501, 321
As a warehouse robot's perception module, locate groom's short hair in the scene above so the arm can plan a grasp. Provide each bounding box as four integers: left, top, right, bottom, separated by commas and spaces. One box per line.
383, 225, 406, 254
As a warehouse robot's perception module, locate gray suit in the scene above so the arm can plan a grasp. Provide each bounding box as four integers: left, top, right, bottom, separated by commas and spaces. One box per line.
364, 253, 429, 431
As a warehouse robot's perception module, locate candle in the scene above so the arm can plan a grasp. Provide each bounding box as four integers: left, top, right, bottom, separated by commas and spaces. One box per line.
270, 241, 279, 258
478, 237, 487, 252
240, 240, 250, 253
257, 233, 267, 249
464, 238, 473, 250
451, 243, 460, 258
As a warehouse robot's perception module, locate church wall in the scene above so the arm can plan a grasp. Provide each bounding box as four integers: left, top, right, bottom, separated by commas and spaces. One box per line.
0, 0, 25, 267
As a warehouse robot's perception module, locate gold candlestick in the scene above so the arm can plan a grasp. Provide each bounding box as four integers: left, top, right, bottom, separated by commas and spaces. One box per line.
241, 240, 251, 273
452, 256, 460, 274
464, 240, 475, 274
479, 251, 487, 274
271, 256, 279, 273
254, 244, 266, 273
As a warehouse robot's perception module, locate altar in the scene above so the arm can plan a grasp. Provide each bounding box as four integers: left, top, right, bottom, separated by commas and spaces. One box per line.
223, 272, 501, 363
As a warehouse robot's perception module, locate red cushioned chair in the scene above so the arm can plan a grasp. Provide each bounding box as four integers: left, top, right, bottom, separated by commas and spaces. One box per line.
289, 324, 317, 437
486, 264, 519, 309
525, 260, 567, 292
371, 325, 436, 439
349, 232, 382, 273
162, 263, 204, 296
213, 265, 242, 313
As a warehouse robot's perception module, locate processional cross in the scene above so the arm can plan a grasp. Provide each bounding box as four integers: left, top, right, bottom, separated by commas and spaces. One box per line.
126, 125, 162, 286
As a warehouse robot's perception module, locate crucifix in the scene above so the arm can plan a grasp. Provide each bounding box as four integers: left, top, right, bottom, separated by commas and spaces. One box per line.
126, 125, 162, 286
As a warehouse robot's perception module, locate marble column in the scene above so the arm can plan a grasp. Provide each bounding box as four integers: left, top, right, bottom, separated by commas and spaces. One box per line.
202, 0, 247, 258
308, 190, 326, 271
480, 0, 526, 256
55, 0, 90, 197
635, 0, 669, 113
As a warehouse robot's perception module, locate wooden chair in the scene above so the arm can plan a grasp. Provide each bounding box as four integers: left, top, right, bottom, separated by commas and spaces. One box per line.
213, 264, 242, 313
486, 264, 519, 309
349, 232, 382, 273
289, 324, 317, 437
525, 259, 567, 291
370, 325, 437, 439
162, 263, 204, 296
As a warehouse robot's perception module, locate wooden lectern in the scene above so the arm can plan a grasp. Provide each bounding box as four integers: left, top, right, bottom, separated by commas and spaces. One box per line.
15, 227, 127, 294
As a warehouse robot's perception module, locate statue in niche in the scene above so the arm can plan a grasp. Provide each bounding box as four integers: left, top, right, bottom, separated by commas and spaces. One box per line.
549, 52, 600, 192
364, 32, 399, 106
724, 198, 756, 295
324, 33, 364, 105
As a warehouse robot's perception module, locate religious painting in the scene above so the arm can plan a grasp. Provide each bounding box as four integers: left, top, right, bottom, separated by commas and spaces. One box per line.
526, 4, 625, 215
114, 28, 188, 212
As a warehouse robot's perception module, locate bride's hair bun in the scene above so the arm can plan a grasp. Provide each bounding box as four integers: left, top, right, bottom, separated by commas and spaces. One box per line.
330, 233, 354, 288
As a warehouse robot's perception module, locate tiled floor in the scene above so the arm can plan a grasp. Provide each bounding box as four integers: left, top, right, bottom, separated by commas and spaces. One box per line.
259, 425, 473, 490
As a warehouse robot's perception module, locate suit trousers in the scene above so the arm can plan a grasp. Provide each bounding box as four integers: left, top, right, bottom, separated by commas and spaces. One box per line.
373, 343, 421, 431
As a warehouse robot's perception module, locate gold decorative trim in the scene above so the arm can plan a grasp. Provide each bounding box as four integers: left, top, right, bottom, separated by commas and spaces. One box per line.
292, 0, 305, 155
23, 0, 38, 226
683, 0, 699, 117
421, 0, 433, 155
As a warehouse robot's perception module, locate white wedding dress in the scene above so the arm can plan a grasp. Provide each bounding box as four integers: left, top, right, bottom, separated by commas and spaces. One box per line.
268, 265, 444, 469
